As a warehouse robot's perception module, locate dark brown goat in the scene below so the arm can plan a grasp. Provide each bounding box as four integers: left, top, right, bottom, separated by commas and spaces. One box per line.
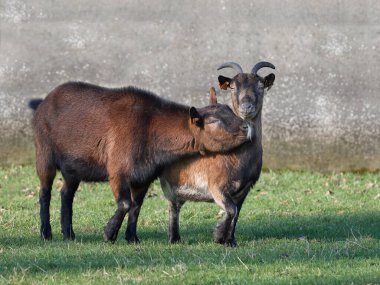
30, 82, 250, 242
159, 62, 275, 246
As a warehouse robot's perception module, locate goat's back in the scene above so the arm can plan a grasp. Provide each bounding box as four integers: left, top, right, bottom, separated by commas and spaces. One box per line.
32, 82, 187, 180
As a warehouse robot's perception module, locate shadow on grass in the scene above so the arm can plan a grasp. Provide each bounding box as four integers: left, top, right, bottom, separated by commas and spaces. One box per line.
93, 210, 380, 245
143, 210, 380, 244
243, 211, 380, 241
0, 211, 379, 283
1, 211, 379, 246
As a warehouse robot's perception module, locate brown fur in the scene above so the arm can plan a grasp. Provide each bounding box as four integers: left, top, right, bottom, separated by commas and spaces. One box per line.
30, 81, 249, 242
159, 62, 275, 246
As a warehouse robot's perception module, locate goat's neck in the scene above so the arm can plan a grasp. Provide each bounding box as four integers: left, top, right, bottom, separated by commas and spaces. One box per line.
162, 132, 202, 156
153, 114, 201, 159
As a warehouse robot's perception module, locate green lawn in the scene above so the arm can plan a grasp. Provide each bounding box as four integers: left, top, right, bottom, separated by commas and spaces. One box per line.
0, 165, 379, 284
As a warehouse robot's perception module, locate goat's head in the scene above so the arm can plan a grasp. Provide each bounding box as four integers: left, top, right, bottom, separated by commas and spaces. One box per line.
188, 104, 249, 155
217, 61, 275, 121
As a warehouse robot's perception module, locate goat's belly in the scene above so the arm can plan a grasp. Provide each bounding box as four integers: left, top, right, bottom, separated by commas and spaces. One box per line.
57, 154, 108, 182
176, 185, 213, 202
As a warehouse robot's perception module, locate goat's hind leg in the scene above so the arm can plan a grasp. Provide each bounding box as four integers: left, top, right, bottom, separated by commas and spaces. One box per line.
36, 150, 56, 240
60, 175, 80, 240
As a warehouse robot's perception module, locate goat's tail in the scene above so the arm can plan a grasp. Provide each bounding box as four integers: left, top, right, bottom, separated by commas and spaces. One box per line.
28, 99, 43, 111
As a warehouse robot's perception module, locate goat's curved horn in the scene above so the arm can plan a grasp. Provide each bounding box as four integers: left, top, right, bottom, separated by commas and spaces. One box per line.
217, 62, 243, 74
251, 61, 275, 75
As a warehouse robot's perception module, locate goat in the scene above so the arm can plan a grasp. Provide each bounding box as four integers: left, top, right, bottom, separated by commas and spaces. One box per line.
30, 82, 250, 242
159, 62, 275, 246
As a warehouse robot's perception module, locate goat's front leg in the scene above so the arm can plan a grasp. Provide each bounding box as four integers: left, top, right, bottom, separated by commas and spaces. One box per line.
104, 175, 131, 243
168, 200, 184, 243
211, 190, 237, 247
223, 194, 248, 247
125, 185, 149, 243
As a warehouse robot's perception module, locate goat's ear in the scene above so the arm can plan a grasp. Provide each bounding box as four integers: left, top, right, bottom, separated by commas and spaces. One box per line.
264, 73, 275, 90
189, 107, 203, 128
209, 87, 218, 105
218, 75, 232, 90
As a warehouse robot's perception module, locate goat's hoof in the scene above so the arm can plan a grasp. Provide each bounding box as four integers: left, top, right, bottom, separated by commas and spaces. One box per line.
40, 227, 52, 241
103, 234, 117, 244
41, 234, 53, 241
104, 223, 120, 243
169, 236, 181, 244
224, 239, 237, 248
63, 234, 76, 241
103, 230, 118, 243
62, 230, 76, 241
125, 235, 140, 244
213, 233, 225, 244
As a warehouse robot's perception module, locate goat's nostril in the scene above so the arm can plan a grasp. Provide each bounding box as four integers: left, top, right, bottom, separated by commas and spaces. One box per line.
240, 103, 254, 112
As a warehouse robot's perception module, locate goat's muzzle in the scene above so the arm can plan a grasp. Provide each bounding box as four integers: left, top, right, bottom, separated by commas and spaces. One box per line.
239, 104, 256, 121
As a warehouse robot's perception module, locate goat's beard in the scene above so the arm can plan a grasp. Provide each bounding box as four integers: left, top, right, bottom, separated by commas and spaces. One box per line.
246, 124, 254, 141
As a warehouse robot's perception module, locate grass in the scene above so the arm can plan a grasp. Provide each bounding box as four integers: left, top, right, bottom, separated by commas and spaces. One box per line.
0, 165, 379, 284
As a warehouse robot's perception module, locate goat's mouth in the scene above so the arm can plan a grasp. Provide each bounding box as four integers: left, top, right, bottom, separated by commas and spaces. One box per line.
240, 112, 256, 122
239, 112, 255, 121
238, 108, 260, 122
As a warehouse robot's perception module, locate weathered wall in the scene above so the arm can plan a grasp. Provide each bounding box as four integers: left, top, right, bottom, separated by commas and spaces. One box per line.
0, 0, 379, 171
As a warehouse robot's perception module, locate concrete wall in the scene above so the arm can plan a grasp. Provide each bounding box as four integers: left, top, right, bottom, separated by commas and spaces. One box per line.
1, 0, 379, 171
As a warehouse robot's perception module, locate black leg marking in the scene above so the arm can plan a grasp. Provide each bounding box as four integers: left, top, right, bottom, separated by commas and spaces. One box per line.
40, 186, 53, 240
224, 194, 248, 247
60, 177, 80, 240
104, 199, 131, 243
38, 169, 56, 241
125, 186, 150, 243
213, 196, 237, 247
168, 201, 184, 244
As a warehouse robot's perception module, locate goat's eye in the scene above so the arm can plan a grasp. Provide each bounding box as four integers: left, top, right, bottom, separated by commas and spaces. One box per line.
206, 119, 220, 125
